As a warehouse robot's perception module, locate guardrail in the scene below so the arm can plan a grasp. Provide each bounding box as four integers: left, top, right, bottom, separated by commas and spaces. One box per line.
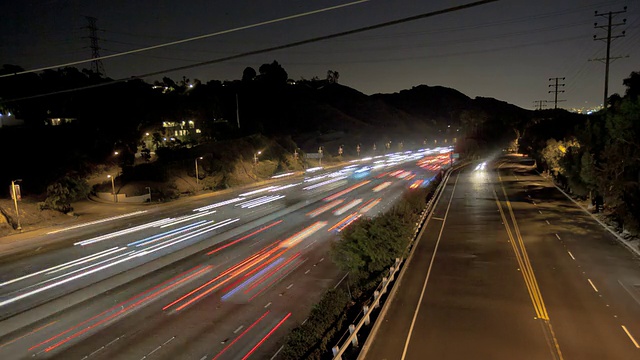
330, 168, 453, 360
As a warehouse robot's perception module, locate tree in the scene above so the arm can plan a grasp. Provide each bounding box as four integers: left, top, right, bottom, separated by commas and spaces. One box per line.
327, 70, 339, 84
257, 60, 288, 85
242, 67, 256, 82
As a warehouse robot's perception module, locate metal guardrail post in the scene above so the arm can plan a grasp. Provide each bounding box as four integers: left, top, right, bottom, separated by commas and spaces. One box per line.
349, 324, 358, 347
332, 346, 341, 360
373, 291, 380, 308
381, 277, 388, 294
388, 266, 395, 282
363, 305, 370, 325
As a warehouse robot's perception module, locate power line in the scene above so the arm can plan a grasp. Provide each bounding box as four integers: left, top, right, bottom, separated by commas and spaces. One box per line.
0, 0, 371, 78
1, 0, 500, 104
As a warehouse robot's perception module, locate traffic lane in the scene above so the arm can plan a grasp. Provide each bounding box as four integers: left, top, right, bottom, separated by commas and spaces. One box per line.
400, 168, 550, 360
360, 169, 458, 360
501, 171, 640, 357
12, 168, 418, 358
43, 215, 342, 360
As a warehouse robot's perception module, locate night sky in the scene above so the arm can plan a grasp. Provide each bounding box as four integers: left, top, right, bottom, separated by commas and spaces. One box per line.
1, 0, 638, 110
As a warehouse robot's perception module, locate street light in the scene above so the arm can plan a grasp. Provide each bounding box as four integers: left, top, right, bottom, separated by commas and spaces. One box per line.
318, 146, 323, 166
195, 156, 203, 184
145, 186, 151, 202
11, 179, 22, 231
107, 175, 116, 202
254, 151, 261, 165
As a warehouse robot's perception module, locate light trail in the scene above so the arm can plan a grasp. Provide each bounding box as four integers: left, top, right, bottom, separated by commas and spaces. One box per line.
212, 311, 271, 360
0, 247, 122, 288
323, 180, 370, 201
239, 186, 278, 197
303, 176, 347, 190
306, 199, 344, 218
333, 199, 363, 216
74, 218, 176, 246
360, 198, 382, 213
207, 220, 283, 255
159, 210, 216, 228
372, 181, 391, 192
328, 212, 361, 232
248, 257, 305, 302
241, 313, 292, 360
221, 258, 285, 301
280, 222, 327, 248
128, 220, 210, 247
236, 195, 285, 209
268, 183, 301, 192
28, 265, 211, 353
244, 253, 301, 294
46, 211, 147, 235
193, 197, 244, 212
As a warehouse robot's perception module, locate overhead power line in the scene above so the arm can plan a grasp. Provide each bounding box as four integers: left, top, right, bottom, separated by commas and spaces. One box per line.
1, 0, 500, 104
0, 0, 371, 78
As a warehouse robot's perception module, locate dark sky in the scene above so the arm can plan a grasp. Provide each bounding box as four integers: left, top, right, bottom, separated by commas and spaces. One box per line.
1, 0, 638, 110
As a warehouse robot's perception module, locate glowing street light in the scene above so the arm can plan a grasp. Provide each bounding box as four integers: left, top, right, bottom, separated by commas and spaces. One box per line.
11, 179, 22, 231
107, 175, 116, 202
254, 151, 262, 165
195, 156, 203, 184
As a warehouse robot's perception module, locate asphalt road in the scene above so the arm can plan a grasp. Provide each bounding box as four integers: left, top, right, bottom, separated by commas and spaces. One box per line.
361, 158, 640, 360
0, 149, 450, 360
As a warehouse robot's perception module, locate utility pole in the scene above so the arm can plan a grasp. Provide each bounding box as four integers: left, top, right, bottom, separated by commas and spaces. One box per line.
85, 16, 105, 76
592, 7, 627, 108
533, 100, 548, 111
548, 77, 566, 109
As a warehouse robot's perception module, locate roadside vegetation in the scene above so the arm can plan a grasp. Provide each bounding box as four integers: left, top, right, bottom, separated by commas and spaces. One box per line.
278, 174, 442, 359
520, 71, 640, 235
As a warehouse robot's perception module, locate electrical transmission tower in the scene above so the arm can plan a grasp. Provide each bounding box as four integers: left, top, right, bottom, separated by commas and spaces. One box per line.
533, 100, 548, 110
592, 7, 627, 107
85, 16, 105, 77
548, 77, 566, 109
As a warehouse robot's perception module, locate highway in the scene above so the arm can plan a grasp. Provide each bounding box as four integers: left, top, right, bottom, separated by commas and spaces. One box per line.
0, 149, 452, 360
361, 158, 640, 360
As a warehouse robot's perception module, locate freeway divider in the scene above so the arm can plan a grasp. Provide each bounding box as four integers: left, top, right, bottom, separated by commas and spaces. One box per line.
329, 166, 454, 360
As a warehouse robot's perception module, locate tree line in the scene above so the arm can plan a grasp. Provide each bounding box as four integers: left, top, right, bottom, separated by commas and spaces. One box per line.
521, 71, 640, 234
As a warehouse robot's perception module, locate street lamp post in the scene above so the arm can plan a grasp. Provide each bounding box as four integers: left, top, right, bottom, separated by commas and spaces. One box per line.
195, 156, 203, 184
318, 146, 323, 166
107, 175, 116, 202
145, 186, 151, 202
11, 179, 22, 231
254, 151, 261, 165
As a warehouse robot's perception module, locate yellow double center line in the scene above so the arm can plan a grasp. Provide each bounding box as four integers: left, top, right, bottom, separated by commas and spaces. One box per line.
493, 168, 563, 360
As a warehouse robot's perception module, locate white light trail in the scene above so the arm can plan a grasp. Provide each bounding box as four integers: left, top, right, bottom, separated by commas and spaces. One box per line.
333, 199, 363, 216
193, 197, 244, 212
159, 211, 215, 228
46, 211, 147, 235
239, 186, 278, 197
0, 247, 122, 288
74, 218, 175, 246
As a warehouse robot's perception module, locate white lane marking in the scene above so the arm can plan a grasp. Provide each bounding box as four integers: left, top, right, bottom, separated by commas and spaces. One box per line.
264, 302, 272, 308
270, 345, 284, 360
301, 318, 308, 325
538, 210, 543, 214
621, 325, 640, 348
319, 257, 324, 262
286, 283, 293, 289
567, 251, 575, 260
555, 234, 561, 240
233, 325, 244, 334
545, 220, 551, 225
305, 269, 310, 274
334, 272, 349, 289
402, 171, 460, 360
587, 279, 599, 292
